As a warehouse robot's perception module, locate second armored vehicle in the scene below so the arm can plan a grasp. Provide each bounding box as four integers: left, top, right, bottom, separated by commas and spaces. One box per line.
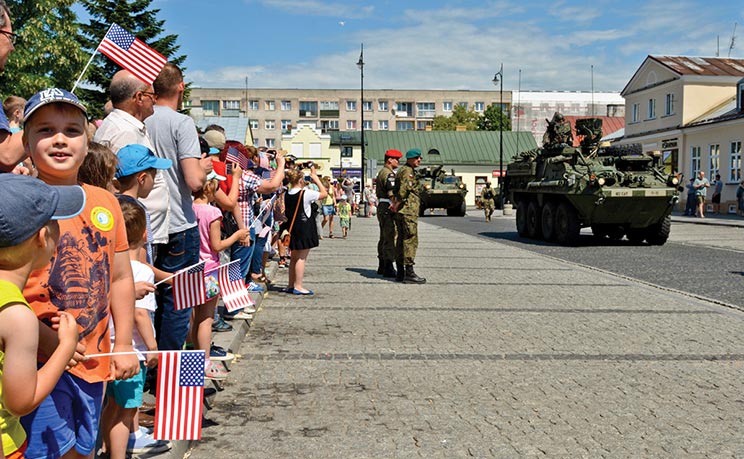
418, 165, 468, 216
503, 115, 681, 246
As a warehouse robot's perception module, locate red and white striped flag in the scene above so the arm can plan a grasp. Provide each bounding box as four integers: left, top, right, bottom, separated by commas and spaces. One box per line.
218, 261, 255, 312
154, 350, 205, 440
173, 262, 206, 311
98, 23, 167, 85
225, 146, 248, 170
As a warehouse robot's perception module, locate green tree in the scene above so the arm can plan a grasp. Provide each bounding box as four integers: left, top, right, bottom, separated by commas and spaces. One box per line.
0, 1, 87, 99
78, 0, 185, 118
432, 105, 481, 131
478, 103, 512, 131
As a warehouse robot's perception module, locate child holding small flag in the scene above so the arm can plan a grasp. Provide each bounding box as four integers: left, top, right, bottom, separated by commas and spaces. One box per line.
192, 173, 248, 379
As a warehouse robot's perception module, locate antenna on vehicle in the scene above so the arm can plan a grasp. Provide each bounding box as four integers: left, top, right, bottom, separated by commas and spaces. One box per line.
591, 64, 595, 117
728, 22, 737, 58
515, 69, 521, 157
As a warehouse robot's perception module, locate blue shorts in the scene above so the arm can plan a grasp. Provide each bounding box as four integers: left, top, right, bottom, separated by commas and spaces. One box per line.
322, 205, 336, 216
20, 372, 104, 459
106, 362, 147, 409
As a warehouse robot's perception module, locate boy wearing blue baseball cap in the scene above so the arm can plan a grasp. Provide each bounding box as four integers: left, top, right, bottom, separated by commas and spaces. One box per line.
20, 88, 140, 459
0, 174, 85, 459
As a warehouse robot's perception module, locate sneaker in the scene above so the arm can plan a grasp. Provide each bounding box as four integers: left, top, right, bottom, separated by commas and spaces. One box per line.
209, 344, 235, 362
247, 281, 265, 292
211, 317, 233, 333
229, 311, 254, 320
127, 431, 171, 454
205, 361, 228, 380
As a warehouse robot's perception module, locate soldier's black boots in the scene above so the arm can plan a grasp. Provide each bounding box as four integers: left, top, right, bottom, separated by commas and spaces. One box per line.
395, 261, 405, 282
403, 265, 426, 284
382, 261, 397, 278
377, 259, 384, 275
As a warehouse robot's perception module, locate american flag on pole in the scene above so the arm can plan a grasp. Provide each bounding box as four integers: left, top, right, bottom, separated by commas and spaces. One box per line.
154, 351, 205, 440
218, 261, 255, 312
98, 23, 167, 85
172, 261, 206, 311
225, 146, 248, 169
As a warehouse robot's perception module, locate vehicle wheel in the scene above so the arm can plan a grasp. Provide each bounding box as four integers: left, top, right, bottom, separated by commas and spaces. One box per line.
591, 224, 607, 239
645, 215, 671, 245
555, 202, 580, 246
626, 228, 646, 244
526, 201, 543, 239
542, 202, 557, 241
458, 201, 467, 216
606, 226, 625, 241
419, 206, 425, 217
516, 201, 528, 237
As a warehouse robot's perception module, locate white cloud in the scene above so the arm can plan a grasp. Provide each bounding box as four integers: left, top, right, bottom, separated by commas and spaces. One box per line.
250, 0, 374, 18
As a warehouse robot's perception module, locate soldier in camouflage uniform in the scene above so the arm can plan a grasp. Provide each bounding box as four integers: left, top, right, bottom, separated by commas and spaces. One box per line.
392, 148, 426, 284
375, 149, 402, 278
480, 181, 495, 221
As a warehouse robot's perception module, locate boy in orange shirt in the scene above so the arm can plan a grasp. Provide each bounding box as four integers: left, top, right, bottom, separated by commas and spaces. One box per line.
20, 88, 140, 459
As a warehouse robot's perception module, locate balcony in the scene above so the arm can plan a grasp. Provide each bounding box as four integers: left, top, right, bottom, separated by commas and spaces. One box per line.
395, 110, 413, 117
319, 109, 340, 118
416, 109, 436, 118
300, 111, 318, 118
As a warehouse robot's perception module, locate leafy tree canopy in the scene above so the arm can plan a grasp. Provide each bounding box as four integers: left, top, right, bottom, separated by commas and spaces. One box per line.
478, 103, 512, 131
432, 104, 512, 132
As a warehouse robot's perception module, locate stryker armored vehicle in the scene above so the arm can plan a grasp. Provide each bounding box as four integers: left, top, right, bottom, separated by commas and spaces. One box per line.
503, 114, 681, 246
418, 165, 468, 216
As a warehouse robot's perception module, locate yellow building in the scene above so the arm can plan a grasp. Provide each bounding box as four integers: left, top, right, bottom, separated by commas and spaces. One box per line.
618, 56, 744, 212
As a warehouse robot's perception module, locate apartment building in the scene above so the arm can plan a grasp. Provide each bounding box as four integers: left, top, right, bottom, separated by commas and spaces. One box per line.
187, 88, 512, 147
617, 55, 744, 210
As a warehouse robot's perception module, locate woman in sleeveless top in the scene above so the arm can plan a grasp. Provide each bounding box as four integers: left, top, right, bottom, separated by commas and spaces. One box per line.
283, 167, 327, 295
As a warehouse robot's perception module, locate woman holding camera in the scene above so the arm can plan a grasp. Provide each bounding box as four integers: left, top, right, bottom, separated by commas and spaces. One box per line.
284, 166, 327, 295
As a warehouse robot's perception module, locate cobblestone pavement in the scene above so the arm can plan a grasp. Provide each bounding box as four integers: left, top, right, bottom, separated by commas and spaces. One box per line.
190, 217, 744, 458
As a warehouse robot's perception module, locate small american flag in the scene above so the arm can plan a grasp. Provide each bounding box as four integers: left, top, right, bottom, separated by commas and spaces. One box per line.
98, 23, 167, 85
154, 351, 205, 440
173, 262, 206, 311
218, 262, 255, 312
225, 146, 248, 169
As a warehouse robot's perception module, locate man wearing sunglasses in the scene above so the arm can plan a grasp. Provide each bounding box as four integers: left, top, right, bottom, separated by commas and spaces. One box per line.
0, 1, 25, 173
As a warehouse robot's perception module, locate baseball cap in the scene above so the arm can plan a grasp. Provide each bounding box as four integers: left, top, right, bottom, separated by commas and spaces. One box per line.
23, 88, 87, 125
340, 194, 347, 200
385, 149, 403, 159
405, 148, 422, 159
203, 130, 226, 150
0, 175, 86, 248
115, 144, 173, 178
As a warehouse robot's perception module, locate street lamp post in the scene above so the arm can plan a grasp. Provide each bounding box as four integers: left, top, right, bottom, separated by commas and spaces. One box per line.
492, 63, 504, 211
357, 44, 365, 200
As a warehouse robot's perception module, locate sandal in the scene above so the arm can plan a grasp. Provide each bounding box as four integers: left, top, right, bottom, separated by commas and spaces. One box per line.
328, 233, 334, 238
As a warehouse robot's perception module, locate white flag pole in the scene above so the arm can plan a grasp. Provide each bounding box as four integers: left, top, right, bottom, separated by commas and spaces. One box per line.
71, 24, 114, 94
154, 260, 206, 287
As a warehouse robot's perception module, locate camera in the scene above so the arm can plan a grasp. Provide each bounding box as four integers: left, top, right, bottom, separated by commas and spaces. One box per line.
299, 161, 315, 170
265, 149, 277, 159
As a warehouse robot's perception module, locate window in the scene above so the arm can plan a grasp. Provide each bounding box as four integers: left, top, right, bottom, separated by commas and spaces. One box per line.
299, 101, 318, 117
709, 144, 720, 177
223, 100, 240, 110
320, 101, 338, 110
417, 121, 432, 130
474, 102, 485, 112
346, 120, 357, 129
202, 100, 219, 115
378, 101, 388, 111
443, 101, 453, 112
248, 100, 259, 110
281, 100, 292, 111
647, 98, 656, 119
363, 120, 372, 130
664, 93, 674, 116
346, 100, 357, 111
730, 141, 742, 182
265, 120, 275, 130
396, 121, 414, 131
249, 119, 259, 129
363, 101, 372, 111
416, 102, 435, 117
265, 100, 276, 110
320, 120, 339, 130
341, 146, 353, 158
281, 120, 292, 131
632, 103, 640, 123
253, 138, 260, 147
378, 120, 388, 130
691, 146, 701, 176
265, 138, 275, 148
458, 102, 468, 110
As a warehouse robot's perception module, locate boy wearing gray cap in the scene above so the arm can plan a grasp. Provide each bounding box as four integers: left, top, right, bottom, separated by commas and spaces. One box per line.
0, 174, 85, 458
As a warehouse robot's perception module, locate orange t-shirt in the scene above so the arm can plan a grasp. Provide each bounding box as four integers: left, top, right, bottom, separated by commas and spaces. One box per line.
23, 184, 129, 383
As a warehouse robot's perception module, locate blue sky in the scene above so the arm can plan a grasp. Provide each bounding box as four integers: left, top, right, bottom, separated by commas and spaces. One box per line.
132, 0, 742, 91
